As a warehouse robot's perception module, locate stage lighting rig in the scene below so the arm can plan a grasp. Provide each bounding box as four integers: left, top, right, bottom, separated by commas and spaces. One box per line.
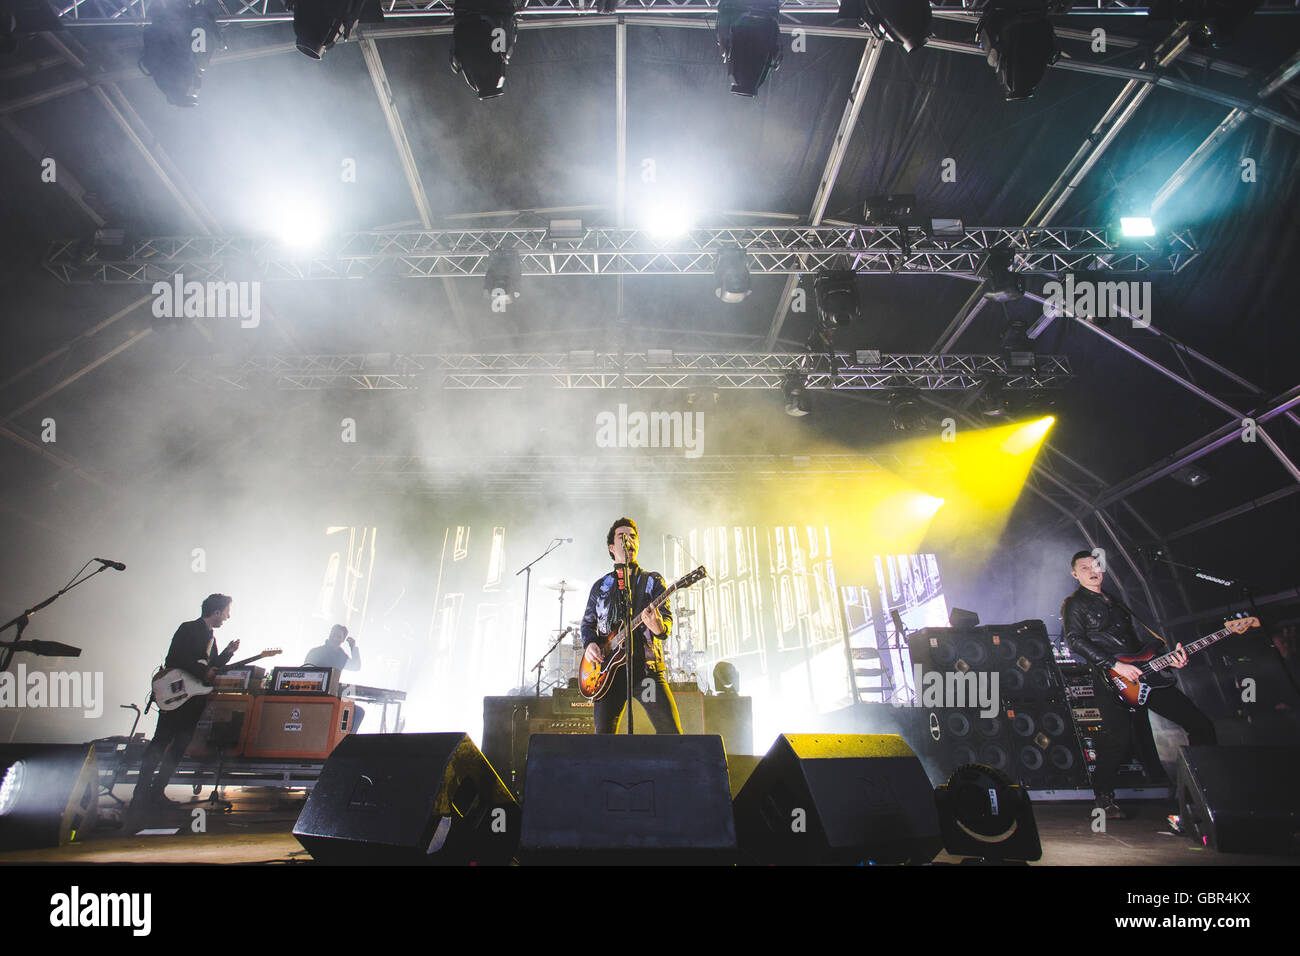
813, 270, 861, 330
1000, 318, 1036, 369
286, 0, 382, 60
714, 248, 752, 304
783, 370, 811, 417
451, 0, 519, 99
484, 248, 522, 307
975, 2, 1061, 101
138, 2, 223, 107
888, 390, 930, 432
835, 0, 931, 53
716, 0, 782, 97
0, 0, 60, 56
981, 252, 1024, 302
1149, 1, 1262, 49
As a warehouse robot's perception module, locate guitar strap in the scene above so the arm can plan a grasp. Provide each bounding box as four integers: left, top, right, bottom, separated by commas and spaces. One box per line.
1108, 591, 1172, 650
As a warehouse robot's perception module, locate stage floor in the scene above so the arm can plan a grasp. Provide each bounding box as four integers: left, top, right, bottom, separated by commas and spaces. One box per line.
0, 783, 1294, 866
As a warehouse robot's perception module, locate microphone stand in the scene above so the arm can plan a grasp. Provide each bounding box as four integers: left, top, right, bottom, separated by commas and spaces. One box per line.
0, 561, 105, 674
621, 562, 635, 735
514, 538, 566, 691
531, 626, 575, 698
1142, 549, 1300, 701
669, 534, 709, 689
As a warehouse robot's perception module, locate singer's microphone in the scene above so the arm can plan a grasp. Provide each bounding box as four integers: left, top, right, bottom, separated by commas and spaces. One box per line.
94, 558, 126, 571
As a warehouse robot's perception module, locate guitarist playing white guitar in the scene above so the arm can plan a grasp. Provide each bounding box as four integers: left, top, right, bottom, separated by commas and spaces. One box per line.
1062, 551, 1219, 822
132, 593, 241, 811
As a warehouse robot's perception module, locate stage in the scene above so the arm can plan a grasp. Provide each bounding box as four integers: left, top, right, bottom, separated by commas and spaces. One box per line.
2, 777, 1294, 868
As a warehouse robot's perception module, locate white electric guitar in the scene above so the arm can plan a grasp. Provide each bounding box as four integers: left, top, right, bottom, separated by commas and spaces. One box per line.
150, 649, 282, 711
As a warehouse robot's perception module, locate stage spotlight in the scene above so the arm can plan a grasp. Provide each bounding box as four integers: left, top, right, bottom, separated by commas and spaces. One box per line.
836, 0, 930, 53
0, 745, 99, 851
814, 270, 860, 329
451, 0, 518, 99
285, 0, 370, 59
1001, 415, 1055, 454
888, 390, 928, 432
1150, 1, 1261, 49
644, 203, 695, 240
138, 2, 223, 107
1120, 216, 1156, 238
716, 0, 782, 96
981, 252, 1024, 302
934, 763, 1042, 862
270, 195, 326, 248
714, 248, 752, 303
975, 3, 1059, 101
484, 249, 522, 306
977, 379, 1012, 418
1172, 464, 1210, 487
1, 0, 62, 57
713, 661, 740, 695
1001, 319, 1036, 369
783, 370, 811, 417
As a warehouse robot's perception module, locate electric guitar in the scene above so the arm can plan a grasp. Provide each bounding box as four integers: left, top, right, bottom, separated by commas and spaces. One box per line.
1104, 616, 1258, 706
150, 649, 282, 711
578, 566, 707, 701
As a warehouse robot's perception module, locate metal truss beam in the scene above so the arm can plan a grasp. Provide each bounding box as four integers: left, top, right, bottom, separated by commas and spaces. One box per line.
43, 225, 1198, 283
51, 0, 1300, 27
180, 351, 1071, 391
1153, 46, 1300, 214
304, 450, 959, 496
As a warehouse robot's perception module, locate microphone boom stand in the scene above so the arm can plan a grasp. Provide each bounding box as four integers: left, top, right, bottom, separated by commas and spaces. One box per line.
514, 538, 566, 692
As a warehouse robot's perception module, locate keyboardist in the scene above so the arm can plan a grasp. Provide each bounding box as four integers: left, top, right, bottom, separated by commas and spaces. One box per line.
305, 625, 365, 731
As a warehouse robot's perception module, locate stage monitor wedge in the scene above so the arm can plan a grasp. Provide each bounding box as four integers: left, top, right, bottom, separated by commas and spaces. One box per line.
0, 744, 99, 851
733, 733, 941, 865
293, 732, 518, 865
519, 734, 736, 865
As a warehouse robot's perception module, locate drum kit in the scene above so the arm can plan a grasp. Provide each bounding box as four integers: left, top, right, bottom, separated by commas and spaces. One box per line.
536, 578, 704, 693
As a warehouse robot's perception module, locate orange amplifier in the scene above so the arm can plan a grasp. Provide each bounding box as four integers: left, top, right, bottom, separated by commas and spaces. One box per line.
212, 666, 266, 694
186, 694, 255, 758
244, 695, 355, 759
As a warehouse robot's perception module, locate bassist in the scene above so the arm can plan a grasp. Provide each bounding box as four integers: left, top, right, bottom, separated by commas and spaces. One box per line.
1062, 551, 1215, 819
580, 518, 683, 735
131, 594, 240, 810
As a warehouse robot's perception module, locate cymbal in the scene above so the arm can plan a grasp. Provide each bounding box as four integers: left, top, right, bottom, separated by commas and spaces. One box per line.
544, 580, 578, 593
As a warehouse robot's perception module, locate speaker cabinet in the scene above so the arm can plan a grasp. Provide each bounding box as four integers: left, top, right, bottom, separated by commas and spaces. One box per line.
293, 732, 519, 865
246, 696, 354, 759
0, 744, 99, 850
519, 734, 736, 864
914, 708, 1014, 783
185, 694, 254, 758
732, 734, 941, 865
1005, 699, 1089, 789
1176, 745, 1300, 855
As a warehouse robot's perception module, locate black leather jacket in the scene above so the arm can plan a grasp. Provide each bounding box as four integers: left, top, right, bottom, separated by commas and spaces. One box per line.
581, 564, 672, 669
1061, 586, 1153, 670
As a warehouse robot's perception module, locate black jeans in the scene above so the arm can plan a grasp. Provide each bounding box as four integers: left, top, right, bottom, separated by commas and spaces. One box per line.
1091, 678, 1217, 796
135, 695, 207, 800
593, 665, 682, 735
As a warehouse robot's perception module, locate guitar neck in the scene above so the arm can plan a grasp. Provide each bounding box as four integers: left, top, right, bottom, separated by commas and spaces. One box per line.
1147, 626, 1234, 673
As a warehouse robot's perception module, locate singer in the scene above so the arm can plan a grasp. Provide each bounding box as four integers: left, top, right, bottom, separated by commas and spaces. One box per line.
580, 518, 682, 735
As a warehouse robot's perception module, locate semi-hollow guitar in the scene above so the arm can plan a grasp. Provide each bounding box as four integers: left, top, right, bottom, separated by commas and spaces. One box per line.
578, 566, 707, 701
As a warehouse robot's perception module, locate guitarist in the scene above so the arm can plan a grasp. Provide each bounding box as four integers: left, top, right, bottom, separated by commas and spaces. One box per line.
580, 518, 683, 735
131, 594, 240, 810
1061, 551, 1215, 819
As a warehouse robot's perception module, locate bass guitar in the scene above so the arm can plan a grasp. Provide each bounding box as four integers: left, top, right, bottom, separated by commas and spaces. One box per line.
1104, 616, 1257, 706
578, 566, 707, 701
150, 648, 282, 711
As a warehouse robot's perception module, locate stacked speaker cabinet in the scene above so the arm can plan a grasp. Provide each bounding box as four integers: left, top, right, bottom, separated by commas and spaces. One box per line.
907, 622, 1088, 790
